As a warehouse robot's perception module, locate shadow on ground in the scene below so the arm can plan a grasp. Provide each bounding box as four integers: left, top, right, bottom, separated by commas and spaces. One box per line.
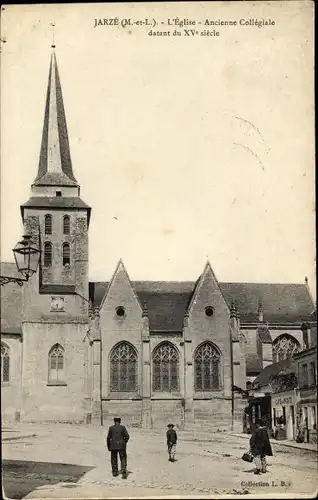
2, 459, 94, 499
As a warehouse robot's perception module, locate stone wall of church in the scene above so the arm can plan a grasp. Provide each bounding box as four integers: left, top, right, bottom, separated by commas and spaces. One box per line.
1, 336, 22, 422
20, 322, 88, 422
99, 263, 143, 399
98, 400, 143, 428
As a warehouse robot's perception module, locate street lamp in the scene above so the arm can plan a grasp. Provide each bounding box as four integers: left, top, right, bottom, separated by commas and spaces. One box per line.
0, 234, 41, 286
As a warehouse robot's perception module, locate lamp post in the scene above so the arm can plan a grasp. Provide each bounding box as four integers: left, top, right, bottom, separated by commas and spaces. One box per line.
0, 235, 41, 286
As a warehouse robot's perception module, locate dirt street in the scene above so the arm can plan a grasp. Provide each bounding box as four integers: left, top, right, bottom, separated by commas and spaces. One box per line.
2, 423, 317, 498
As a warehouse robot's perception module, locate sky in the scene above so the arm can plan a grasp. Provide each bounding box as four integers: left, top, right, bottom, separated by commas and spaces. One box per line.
0, 2, 315, 299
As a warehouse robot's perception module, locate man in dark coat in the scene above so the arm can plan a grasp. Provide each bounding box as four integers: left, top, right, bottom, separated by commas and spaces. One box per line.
166, 423, 177, 462
250, 418, 273, 474
107, 417, 130, 479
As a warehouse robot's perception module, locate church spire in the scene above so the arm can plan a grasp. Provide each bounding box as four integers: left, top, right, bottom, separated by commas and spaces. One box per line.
33, 47, 78, 188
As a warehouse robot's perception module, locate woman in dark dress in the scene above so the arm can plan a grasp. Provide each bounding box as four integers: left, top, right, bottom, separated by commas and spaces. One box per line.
250, 418, 273, 474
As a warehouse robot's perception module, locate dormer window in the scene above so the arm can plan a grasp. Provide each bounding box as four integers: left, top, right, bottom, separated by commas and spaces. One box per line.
56, 191, 62, 197
44, 214, 52, 235
63, 215, 70, 235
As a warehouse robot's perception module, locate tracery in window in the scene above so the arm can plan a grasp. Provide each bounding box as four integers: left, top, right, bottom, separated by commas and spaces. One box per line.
48, 344, 65, 382
272, 335, 300, 363
194, 342, 221, 391
152, 342, 179, 392
1, 343, 10, 383
110, 342, 137, 392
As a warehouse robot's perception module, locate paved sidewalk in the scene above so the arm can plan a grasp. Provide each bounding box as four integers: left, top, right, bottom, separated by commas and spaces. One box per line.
229, 432, 318, 453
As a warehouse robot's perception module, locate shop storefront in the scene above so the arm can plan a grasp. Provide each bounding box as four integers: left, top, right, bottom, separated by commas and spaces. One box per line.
294, 346, 317, 444
271, 390, 298, 440
247, 392, 272, 433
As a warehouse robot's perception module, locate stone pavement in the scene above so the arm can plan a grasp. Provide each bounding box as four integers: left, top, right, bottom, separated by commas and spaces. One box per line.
2, 423, 317, 499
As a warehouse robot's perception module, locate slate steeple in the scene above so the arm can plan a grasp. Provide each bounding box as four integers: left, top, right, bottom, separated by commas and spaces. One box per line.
32, 47, 78, 190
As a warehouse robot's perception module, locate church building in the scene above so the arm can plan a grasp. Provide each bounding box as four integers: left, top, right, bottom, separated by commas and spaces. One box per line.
1, 48, 315, 430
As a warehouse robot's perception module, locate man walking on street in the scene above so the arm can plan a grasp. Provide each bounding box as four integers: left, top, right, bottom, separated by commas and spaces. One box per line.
166, 423, 177, 462
250, 417, 273, 474
107, 417, 130, 479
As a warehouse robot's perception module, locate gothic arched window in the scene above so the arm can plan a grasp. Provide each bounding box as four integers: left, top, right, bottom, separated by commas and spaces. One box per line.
152, 342, 179, 392
48, 344, 65, 382
44, 214, 52, 235
44, 242, 52, 267
1, 343, 10, 383
110, 342, 137, 392
194, 342, 221, 391
63, 215, 70, 235
272, 335, 300, 363
62, 243, 70, 266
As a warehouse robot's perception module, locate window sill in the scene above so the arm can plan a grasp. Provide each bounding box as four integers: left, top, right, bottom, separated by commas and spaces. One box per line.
1, 382, 10, 387
151, 393, 182, 400
193, 391, 223, 399
47, 381, 67, 386
104, 392, 141, 400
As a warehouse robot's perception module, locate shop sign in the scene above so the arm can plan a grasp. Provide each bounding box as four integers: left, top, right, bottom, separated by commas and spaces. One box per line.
274, 395, 293, 406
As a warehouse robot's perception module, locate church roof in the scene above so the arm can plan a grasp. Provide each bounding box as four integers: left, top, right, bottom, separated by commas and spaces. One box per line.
21, 197, 91, 224
89, 280, 314, 332
21, 197, 90, 209
33, 49, 78, 187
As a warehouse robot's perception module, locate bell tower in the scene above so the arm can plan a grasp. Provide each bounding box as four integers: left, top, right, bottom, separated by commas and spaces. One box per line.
19, 44, 92, 422
21, 46, 90, 297
20, 45, 91, 318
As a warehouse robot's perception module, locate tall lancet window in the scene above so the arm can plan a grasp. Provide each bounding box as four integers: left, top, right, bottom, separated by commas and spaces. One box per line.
44, 214, 52, 235
44, 242, 52, 267
62, 243, 70, 266
152, 342, 179, 392
194, 342, 221, 391
48, 344, 65, 383
110, 342, 138, 392
63, 215, 70, 235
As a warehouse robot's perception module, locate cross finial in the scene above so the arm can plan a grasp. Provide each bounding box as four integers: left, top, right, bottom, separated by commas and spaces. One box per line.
50, 23, 56, 48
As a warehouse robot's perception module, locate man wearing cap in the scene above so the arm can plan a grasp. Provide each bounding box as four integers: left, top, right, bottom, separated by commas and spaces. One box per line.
166, 423, 177, 462
106, 417, 130, 479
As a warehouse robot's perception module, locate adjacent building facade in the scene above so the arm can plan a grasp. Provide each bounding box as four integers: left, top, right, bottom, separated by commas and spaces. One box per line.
1, 48, 316, 430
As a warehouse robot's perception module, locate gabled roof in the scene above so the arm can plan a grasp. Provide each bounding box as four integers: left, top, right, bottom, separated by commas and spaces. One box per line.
89, 279, 314, 331
0, 263, 23, 335
33, 49, 78, 187
98, 260, 142, 312
252, 357, 296, 389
